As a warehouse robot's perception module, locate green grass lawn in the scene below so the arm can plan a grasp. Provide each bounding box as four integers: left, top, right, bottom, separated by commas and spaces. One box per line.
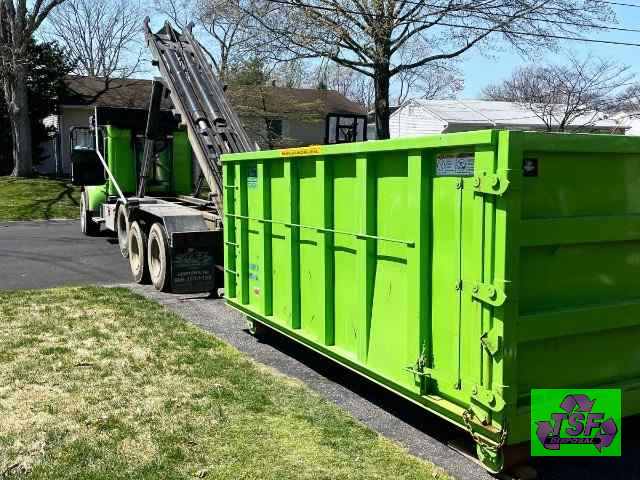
0, 287, 447, 479
0, 176, 80, 221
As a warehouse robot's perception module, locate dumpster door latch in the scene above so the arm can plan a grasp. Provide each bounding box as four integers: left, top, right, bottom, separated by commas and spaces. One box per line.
472, 283, 506, 307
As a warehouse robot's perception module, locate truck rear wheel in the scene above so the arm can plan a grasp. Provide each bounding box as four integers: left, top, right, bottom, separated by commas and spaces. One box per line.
148, 222, 171, 292
117, 207, 130, 258
80, 191, 99, 236
129, 221, 150, 284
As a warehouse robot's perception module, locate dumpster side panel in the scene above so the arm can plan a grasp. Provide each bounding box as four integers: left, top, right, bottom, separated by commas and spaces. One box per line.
368, 151, 413, 387
333, 155, 360, 355
298, 157, 330, 342
269, 158, 294, 327
509, 133, 640, 442
222, 162, 237, 300
430, 175, 463, 396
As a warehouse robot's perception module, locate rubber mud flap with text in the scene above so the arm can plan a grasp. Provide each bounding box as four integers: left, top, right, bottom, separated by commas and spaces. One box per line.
170, 232, 216, 294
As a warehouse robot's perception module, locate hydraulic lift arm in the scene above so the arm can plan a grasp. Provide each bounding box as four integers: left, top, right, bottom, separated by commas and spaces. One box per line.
143, 18, 256, 212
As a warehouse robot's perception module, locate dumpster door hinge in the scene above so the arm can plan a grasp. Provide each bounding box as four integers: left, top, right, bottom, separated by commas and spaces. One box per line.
472, 283, 506, 307
471, 385, 506, 413
473, 171, 509, 196
480, 326, 502, 356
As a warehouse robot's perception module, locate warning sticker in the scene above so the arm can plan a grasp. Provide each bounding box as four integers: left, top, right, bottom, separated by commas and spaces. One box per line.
280, 145, 322, 157
247, 165, 257, 188
435, 153, 475, 177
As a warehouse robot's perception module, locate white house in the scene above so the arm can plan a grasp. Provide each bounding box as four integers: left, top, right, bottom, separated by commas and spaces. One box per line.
384, 99, 628, 138
613, 112, 640, 136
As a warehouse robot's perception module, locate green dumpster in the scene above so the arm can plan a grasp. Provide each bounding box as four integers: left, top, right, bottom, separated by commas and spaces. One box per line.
222, 130, 640, 472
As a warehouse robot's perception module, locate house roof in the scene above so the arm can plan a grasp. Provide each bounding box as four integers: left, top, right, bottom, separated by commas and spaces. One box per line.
395, 99, 626, 130
227, 85, 366, 116
614, 111, 640, 135
62, 76, 171, 110
61, 76, 366, 116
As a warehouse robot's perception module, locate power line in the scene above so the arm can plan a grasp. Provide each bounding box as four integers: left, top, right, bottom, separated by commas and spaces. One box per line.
412, 0, 640, 33
423, 0, 640, 11
596, 0, 640, 8
434, 21, 640, 47
398, 0, 640, 13
263, 0, 640, 48
521, 16, 640, 34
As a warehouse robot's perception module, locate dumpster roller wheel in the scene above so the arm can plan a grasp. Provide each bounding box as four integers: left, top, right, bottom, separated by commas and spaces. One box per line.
148, 222, 171, 292
247, 318, 270, 340
129, 221, 150, 284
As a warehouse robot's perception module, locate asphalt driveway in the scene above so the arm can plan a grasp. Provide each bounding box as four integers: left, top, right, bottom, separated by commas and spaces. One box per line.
0, 220, 131, 290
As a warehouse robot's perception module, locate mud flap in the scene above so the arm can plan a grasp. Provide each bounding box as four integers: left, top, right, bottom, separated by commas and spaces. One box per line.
170, 231, 218, 294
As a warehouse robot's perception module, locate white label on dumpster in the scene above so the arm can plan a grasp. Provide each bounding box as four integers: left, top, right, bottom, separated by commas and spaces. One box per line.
435, 154, 475, 177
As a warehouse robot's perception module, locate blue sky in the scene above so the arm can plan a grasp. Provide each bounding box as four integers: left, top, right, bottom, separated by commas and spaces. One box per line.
460, 6, 640, 97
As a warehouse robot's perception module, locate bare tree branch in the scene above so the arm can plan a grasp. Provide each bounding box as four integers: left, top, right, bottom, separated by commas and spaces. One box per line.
482, 56, 633, 131
47, 0, 144, 80
155, 0, 268, 81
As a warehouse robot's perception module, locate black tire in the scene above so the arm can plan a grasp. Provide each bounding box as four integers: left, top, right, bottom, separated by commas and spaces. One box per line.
129, 221, 150, 284
117, 206, 130, 258
80, 191, 99, 236
147, 222, 171, 292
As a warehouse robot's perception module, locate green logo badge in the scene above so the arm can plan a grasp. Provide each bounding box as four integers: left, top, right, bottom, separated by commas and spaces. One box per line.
531, 389, 621, 457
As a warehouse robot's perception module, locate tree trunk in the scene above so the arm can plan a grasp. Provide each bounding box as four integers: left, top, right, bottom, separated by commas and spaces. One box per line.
9, 66, 33, 177
374, 65, 391, 140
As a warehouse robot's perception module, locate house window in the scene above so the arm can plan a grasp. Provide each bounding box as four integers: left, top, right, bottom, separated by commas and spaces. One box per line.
266, 118, 283, 140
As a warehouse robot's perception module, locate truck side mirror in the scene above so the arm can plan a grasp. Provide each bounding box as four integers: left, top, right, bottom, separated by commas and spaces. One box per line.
71, 148, 105, 186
